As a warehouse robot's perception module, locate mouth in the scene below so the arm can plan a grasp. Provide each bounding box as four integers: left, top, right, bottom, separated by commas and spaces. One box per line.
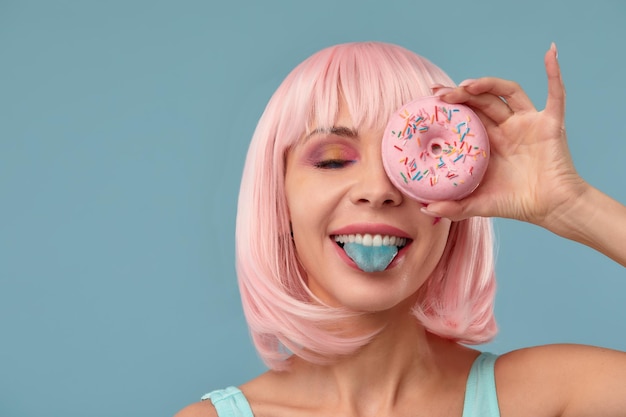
332, 233, 411, 272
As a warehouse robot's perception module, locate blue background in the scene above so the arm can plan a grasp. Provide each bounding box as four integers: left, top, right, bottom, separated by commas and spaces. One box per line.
1, 1, 625, 416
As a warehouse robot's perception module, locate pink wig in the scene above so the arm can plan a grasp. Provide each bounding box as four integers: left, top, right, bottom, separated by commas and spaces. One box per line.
235, 42, 497, 370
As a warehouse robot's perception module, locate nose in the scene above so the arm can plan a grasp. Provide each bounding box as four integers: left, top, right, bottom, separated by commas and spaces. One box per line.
349, 151, 403, 208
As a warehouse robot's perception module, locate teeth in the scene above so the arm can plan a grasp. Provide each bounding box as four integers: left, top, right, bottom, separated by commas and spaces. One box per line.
334, 234, 407, 248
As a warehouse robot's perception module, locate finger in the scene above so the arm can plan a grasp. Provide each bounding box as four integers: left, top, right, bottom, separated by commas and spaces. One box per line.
461, 77, 535, 113
544, 42, 566, 120
438, 88, 514, 125
429, 83, 448, 91
433, 86, 500, 131
469, 106, 499, 133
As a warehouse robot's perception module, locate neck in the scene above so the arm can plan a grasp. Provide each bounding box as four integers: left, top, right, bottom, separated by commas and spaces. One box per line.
286, 304, 477, 417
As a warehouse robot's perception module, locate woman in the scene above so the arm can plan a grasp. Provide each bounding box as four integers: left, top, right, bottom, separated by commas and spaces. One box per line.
177, 42, 626, 417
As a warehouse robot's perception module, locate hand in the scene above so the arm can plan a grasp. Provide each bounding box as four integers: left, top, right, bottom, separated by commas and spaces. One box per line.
424, 43, 588, 230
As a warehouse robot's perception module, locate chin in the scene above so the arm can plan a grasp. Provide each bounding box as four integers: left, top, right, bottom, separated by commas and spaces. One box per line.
319, 274, 423, 314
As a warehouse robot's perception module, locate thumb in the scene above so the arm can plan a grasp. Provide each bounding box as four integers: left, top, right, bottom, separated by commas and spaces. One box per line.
421, 199, 480, 222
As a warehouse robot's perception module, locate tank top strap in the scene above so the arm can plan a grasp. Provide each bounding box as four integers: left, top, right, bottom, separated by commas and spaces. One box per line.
462, 352, 501, 417
201, 386, 254, 417
201, 353, 498, 417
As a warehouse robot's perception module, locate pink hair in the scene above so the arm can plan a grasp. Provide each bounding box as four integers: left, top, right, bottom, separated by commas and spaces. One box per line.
235, 42, 497, 370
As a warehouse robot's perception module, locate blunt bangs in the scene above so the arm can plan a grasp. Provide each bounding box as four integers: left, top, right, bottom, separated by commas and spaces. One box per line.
272, 42, 457, 147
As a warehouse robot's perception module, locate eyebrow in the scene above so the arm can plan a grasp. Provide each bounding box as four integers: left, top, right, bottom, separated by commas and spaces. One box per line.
304, 126, 359, 141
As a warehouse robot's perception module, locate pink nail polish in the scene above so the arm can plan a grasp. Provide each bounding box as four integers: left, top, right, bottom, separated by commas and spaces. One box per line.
459, 79, 476, 87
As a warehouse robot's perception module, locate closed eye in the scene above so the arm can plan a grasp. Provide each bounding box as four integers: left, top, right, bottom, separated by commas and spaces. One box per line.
314, 159, 355, 169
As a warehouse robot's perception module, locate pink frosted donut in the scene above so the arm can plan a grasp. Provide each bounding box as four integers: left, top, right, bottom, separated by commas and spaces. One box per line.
381, 96, 490, 203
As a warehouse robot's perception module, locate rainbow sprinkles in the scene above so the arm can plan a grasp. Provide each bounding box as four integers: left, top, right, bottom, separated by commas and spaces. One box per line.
381, 97, 490, 203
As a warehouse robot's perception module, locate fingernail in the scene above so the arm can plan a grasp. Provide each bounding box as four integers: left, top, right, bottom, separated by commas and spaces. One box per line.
420, 206, 442, 217
551, 42, 558, 59
459, 78, 476, 87
429, 83, 445, 89
434, 87, 454, 97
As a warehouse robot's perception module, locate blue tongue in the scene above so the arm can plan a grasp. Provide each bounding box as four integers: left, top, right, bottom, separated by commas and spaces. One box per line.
343, 242, 398, 272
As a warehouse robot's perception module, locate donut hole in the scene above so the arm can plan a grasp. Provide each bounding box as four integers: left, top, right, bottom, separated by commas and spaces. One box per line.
430, 143, 443, 156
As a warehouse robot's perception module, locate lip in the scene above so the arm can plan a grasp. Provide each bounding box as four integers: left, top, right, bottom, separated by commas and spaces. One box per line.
329, 223, 413, 272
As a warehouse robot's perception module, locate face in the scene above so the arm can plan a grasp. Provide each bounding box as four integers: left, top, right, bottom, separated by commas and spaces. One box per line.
284, 101, 452, 313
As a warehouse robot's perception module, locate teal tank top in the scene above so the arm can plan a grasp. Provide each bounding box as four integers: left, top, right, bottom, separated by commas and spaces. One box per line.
202, 352, 500, 417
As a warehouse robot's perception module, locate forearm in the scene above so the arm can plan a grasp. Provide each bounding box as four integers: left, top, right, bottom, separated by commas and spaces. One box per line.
544, 182, 626, 267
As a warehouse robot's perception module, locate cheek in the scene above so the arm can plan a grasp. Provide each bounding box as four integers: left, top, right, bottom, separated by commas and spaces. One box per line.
285, 178, 321, 253
287, 190, 331, 240
285, 172, 345, 227
285, 177, 313, 224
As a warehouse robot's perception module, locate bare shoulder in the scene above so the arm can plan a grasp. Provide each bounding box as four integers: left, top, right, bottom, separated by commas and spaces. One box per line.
497, 343, 626, 379
174, 400, 217, 417
495, 344, 626, 417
